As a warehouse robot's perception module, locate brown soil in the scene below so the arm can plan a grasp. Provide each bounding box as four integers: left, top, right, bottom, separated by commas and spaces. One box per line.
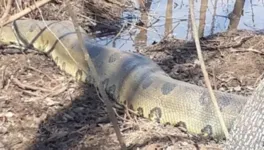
1, 1, 264, 150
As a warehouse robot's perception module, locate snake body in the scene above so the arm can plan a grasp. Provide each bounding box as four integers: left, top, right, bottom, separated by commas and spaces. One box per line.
0, 20, 248, 139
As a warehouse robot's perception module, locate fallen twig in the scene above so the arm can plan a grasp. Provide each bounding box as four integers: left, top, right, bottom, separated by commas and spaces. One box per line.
0, 96, 8, 100
25, 66, 54, 81
230, 47, 264, 55
11, 76, 51, 92
22, 90, 40, 97
36, 84, 69, 101
189, 0, 229, 139
50, 84, 68, 97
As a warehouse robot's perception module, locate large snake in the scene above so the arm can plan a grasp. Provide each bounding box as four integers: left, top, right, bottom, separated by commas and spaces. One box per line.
0, 20, 248, 139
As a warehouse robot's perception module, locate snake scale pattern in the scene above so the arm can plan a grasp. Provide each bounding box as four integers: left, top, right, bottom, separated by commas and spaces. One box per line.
0, 20, 248, 139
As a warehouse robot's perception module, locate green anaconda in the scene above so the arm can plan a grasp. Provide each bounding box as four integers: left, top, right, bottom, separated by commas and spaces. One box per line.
0, 19, 248, 139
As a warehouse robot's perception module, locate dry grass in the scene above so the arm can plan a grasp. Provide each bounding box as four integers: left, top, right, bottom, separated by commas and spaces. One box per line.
0, 0, 132, 32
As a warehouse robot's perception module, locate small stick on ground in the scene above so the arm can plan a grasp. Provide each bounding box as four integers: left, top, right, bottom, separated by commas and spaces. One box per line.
189, 0, 229, 139
49, 84, 68, 97
36, 84, 69, 101
11, 76, 51, 92
25, 66, 54, 81
22, 90, 40, 97
230, 47, 264, 55
0, 96, 8, 100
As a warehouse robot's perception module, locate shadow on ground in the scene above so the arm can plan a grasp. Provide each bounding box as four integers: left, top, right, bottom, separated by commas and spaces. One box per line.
26, 84, 120, 150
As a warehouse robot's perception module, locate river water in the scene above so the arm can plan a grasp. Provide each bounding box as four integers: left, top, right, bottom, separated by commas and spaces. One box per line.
93, 0, 264, 52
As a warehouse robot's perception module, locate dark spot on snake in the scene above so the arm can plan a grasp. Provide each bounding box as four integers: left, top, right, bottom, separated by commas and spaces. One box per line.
201, 125, 213, 136
142, 77, 153, 89
123, 59, 139, 72
108, 53, 120, 63
199, 91, 210, 106
148, 107, 162, 123
175, 121, 187, 129
161, 82, 176, 95
75, 69, 83, 81
200, 92, 231, 110
87, 45, 103, 59
218, 95, 231, 110
137, 107, 144, 117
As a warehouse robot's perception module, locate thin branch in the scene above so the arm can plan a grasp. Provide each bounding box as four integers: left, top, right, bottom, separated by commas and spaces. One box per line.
11, 77, 51, 92
0, 0, 52, 26
0, 0, 13, 24
188, 0, 229, 139
65, 3, 127, 150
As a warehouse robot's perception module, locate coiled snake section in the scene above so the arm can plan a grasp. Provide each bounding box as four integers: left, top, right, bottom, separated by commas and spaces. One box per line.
0, 19, 248, 139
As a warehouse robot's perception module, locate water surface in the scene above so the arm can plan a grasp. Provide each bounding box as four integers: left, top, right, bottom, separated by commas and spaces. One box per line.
94, 0, 264, 51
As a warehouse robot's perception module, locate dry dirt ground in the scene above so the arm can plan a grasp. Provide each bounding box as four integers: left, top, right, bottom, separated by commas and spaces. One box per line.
141, 30, 264, 97
1, 1, 264, 150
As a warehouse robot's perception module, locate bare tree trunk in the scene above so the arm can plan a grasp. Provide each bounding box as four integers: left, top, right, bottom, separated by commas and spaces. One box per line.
227, 0, 245, 32
225, 1, 262, 143
224, 79, 264, 149
198, 0, 208, 38
165, 0, 173, 35
186, 4, 192, 40
134, 0, 152, 48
